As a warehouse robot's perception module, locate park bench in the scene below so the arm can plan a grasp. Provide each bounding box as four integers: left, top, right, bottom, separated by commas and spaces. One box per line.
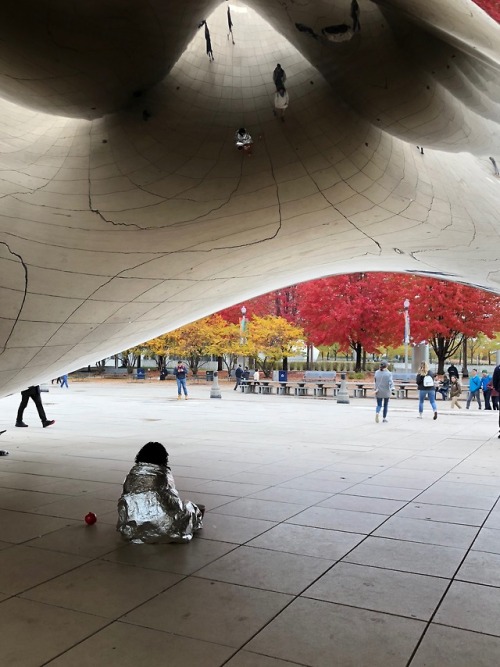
302, 371, 338, 397
303, 371, 337, 382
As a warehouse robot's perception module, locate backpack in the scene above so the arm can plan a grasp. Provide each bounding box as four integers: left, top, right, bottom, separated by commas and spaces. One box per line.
423, 374, 434, 388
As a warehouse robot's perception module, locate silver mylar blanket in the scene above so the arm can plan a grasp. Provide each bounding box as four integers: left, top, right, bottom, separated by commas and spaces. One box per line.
117, 462, 203, 543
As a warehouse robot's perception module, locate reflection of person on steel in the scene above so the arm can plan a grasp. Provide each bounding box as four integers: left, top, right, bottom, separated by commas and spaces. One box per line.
227, 6, 235, 44
0, 428, 7, 456
16, 385, 55, 428
351, 0, 361, 32
235, 128, 253, 155
204, 21, 215, 61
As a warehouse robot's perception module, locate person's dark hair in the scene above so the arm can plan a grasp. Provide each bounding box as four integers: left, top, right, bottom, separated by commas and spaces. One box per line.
135, 442, 168, 467
238, 127, 246, 135
277, 63, 281, 68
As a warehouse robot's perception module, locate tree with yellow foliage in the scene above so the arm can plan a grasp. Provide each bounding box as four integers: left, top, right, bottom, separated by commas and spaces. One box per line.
243, 315, 305, 377
146, 333, 178, 370
167, 315, 239, 375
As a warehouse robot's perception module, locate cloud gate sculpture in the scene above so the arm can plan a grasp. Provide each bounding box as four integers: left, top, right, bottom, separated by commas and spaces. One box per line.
0, 0, 499, 396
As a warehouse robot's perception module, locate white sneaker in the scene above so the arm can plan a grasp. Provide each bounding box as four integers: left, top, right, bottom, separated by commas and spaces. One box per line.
418, 413, 423, 419
375, 413, 379, 423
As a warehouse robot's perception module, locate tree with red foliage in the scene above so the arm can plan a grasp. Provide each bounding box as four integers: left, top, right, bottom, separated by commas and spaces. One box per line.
394, 275, 500, 374
218, 288, 299, 325
217, 273, 500, 375
296, 274, 401, 371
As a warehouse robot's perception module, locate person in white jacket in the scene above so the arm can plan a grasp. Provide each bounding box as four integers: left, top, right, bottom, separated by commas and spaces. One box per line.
274, 87, 289, 121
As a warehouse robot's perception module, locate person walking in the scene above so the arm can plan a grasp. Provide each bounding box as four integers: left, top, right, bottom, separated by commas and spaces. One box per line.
234, 364, 243, 390
273, 87, 289, 121
374, 361, 394, 423
273, 64, 286, 91
493, 363, 500, 438
174, 361, 189, 400
449, 375, 462, 409
243, 366, 250, 381
16, 385, 55, 428
60, 373, 69, 388
466, 369, 482, 409
447, 363, 459, 379
481, 369, 492, 410
416, 361, 438, 419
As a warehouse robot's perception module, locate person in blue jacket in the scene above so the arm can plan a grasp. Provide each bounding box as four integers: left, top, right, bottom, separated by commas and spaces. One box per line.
480, 369, 492, 410
466, 369, 482, 409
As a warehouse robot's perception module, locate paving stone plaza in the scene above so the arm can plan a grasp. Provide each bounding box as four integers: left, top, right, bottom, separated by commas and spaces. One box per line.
0, 381, 499, 666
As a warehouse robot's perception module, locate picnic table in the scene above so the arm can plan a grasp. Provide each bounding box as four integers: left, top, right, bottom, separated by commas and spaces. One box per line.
395, 383, 418, 398
353, 383, 374, 398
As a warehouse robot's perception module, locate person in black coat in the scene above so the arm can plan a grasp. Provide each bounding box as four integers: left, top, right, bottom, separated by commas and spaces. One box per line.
437, 374, 450, 400
234, 364, 244, 390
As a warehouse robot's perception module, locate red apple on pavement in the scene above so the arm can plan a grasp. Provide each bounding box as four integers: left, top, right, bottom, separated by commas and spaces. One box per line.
84, 512, 97, 525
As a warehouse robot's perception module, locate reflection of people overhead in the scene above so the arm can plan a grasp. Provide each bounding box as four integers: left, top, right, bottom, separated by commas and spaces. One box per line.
204, 22, 214, 61
16, 385, 55, 428
274, 87, 289, 121
117, 442, 204, 544
273, 64, 286, 91
227, 6, 235, 44
351, 0, 361, 32
235, 128, 253, 155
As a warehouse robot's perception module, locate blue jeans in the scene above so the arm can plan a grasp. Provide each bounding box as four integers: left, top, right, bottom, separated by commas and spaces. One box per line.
176, 378, 188, 396
376, 398, 389, 418
419, 389, 437, 413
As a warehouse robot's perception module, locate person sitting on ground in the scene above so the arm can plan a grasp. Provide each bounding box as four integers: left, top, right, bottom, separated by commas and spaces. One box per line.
235, 127, 253, 154
117, 442, 204, 544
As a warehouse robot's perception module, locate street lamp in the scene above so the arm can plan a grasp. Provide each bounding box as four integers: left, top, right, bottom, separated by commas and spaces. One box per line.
240, 306, 247, 367
403, 299, 410, 375
240, 306, 247, 343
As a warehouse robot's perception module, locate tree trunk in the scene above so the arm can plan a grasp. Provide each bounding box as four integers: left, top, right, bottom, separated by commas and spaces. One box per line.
435, 337, 446, 375
354, 342, 362, 372
283, 356, 288, 371
217, 356, 223, 371
362, 348, 366, 371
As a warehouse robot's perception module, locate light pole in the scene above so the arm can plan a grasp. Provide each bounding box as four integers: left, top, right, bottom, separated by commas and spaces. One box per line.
240, 306, 247, 367
403, 299, 410, 375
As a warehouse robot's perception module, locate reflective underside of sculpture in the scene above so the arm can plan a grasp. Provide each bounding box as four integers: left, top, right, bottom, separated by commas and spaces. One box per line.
0, 0, 499, 396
